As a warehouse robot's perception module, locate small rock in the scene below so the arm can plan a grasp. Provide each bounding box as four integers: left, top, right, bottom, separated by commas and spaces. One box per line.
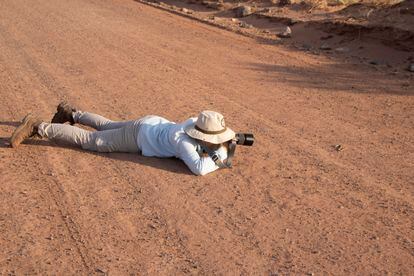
408, 64, 414, 72
279, 0, 292, 6
234, 5, 253, 18
320, 44, 332, 50
239, 22, 253, 28
277, 26, 292, 38
334, 144, 344, 151
290, 19, 299, 25
231, 18, 238, 23
95, 268, 106, 274
181, 8, 189, 13
335, 47, 349, 53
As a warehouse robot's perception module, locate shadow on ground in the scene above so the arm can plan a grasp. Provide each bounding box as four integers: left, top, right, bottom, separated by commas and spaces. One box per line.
1, 133, 191, 175
0, 121, 20, 127
28, 139, 191, 175
0, 137, 11, 148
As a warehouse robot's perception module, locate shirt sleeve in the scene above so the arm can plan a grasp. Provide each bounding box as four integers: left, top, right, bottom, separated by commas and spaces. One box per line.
178, 140, 227, 176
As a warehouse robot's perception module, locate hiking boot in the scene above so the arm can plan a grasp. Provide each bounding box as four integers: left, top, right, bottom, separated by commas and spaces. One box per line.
51, 101, 76, 124
10, 113, 43, 148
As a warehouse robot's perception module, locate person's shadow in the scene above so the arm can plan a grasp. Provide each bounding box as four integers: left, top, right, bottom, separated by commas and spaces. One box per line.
0, 121, 20, 127
0, 121, 191, 175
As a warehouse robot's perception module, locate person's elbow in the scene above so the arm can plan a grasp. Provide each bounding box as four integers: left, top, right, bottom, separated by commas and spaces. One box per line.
190, 163, 215, 176
191, 167, 209, 176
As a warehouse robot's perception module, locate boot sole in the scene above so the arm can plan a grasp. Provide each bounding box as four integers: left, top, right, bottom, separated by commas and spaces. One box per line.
51, 101, 75, 124
10, 114, 35, 148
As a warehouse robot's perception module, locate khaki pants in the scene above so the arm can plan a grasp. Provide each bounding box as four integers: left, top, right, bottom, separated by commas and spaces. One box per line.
38, 111, 148, 153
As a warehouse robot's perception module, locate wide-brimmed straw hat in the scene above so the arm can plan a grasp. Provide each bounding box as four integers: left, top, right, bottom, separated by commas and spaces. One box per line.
185, 110, 235, 144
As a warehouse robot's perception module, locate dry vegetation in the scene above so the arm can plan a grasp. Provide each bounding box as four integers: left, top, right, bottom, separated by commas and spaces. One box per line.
288, 0, 405, 9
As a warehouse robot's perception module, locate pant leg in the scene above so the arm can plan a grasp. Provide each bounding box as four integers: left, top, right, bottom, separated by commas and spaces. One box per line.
72, 111, 136, 131
37, 122, 140, 153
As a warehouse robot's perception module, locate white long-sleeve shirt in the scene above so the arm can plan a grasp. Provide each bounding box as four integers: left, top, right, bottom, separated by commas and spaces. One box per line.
136, 116, 227, 176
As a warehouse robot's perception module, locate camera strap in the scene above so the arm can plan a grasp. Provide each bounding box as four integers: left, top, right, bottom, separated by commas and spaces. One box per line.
199, 141, 237, 169
226, 140, 237, 168
198, 144, 228, 169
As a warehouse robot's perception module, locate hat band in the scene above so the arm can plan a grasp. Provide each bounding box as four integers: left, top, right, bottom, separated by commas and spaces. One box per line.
195, 125, 227, 135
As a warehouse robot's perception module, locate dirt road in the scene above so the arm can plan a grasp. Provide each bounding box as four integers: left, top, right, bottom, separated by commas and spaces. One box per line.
0, 0, 413, 274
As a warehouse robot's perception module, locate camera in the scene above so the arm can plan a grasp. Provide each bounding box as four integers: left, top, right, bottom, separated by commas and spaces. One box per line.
235, 133, 254, 146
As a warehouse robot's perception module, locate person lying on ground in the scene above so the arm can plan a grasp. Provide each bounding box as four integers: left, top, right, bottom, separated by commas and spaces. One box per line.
10, 102, 236, 176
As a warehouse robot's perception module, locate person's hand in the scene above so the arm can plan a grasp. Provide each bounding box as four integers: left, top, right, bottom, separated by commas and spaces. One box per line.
216, 144, 228, 161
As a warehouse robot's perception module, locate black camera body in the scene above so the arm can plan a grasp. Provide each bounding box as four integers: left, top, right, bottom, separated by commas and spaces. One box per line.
235, 133, 254, 146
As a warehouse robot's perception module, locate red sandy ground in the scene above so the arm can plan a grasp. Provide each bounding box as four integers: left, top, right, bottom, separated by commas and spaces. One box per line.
0, 0, 413, 274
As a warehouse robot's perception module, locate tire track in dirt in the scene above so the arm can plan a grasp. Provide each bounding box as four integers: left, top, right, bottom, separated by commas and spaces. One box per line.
0, 18, 207, 272
0, 20, 96, 273
1, 17, 202, 271
0, 6, 196, 271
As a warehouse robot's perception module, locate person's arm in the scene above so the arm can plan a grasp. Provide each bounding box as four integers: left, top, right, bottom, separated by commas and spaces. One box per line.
178, 140, 227, 176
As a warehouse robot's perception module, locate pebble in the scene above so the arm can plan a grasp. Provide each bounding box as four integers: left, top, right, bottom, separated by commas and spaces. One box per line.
234, 5, 253, 17
334, 144, 344, 151
335, 47, 350, 53
279, 0, 292, 6
181, 8, 190, 13
239, 22, 253, 28
408, 64, 414, 72
277, 26, 292, 38
95, 268, 106, 274
231, 18, 238, 23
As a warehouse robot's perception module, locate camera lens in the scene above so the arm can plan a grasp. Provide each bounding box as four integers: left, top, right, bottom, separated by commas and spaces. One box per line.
243, 133, 254, 146
236, 133, 254, 146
